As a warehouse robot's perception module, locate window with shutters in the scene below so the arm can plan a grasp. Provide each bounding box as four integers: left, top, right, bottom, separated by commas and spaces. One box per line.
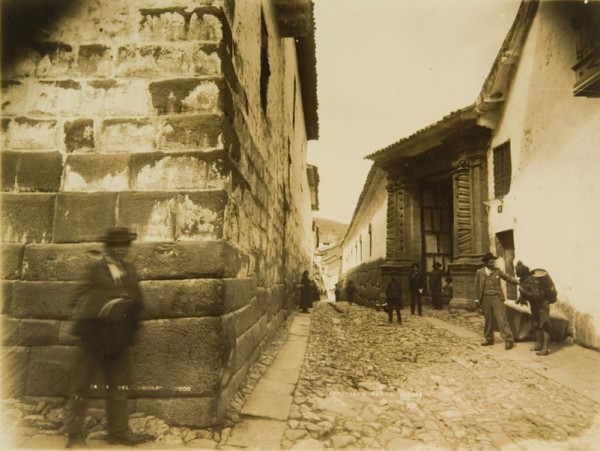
493, 141, 511, 198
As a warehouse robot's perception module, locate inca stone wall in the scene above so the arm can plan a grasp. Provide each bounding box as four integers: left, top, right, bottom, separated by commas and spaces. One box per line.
1, 0, 314, 426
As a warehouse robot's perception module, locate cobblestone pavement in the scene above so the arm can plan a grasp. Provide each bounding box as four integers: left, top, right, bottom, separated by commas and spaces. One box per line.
282, 302, 600, 450
4, 303, 600, 450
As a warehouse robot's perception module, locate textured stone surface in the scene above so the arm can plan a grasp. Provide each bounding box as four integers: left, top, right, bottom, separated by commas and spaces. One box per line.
17, 319, 60, 346
63, 153, 129, 191
53, 192, 117, 242
5, 117, 58, 151
140, 279, 223, 319
11, 281, 77, 319
22, 243, 103, 281
15, 152, 63, 192
117, 192, 178, 242
1, 151, 20, 190
131, 241, 249, 279
1, 243, 24, 279
130, 317, 225, 397
1, 194, 55, 243
25, 346, 77, 396
1, 345, 30, 398
64, 118, 95, 152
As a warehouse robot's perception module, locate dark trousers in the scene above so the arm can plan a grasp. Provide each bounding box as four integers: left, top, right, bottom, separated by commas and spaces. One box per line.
481, 295, 514, 342
387, 299, 402, 322
63, 345, 131, 435
431, 290, 443, 309
410, 291, 422, 315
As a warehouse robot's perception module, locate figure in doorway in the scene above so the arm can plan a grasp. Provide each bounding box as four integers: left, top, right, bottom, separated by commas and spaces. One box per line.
429, 262, 444, 310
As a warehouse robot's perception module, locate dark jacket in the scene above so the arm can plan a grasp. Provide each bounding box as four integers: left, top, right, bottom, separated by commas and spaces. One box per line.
474, 267, 519, 302
429, 269, 444, 294
386, 278, 403, 307
71, 257, 144, 353
408, 271, 425, 293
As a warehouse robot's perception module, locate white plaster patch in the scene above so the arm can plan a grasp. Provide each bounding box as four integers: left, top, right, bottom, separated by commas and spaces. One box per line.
135, 156, 206, 190
139, 199, 176, 242
181, 82, 220, 112
63, 169, 129, 192
177, 195, 218, 240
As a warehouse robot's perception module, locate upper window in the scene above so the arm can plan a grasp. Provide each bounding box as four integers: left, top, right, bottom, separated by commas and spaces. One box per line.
493, 141, 511, 198
260, 12, 271, 112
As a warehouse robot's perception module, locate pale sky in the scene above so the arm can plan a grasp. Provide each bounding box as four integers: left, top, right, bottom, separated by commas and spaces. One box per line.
308, 0, 522, 224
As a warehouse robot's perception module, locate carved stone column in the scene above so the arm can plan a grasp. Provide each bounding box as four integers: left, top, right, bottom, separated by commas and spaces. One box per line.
382, 168, 420, 300
448, 145, 490, 310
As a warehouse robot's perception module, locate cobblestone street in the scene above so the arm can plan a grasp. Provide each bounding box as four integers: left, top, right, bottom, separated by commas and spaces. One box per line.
4, 300, 600, 450
282, 301, 600, 450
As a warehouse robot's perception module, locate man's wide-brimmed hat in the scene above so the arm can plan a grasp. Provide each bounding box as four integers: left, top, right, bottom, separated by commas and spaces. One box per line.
481, 252, 498, 262
99, 227, 137, 244
433, 262, 442, 268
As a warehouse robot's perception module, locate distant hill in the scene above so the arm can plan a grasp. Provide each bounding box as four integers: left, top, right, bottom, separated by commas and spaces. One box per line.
314, 217, 348, 247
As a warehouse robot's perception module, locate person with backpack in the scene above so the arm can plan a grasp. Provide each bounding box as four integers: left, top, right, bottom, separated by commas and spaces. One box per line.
516, 261, 557, 356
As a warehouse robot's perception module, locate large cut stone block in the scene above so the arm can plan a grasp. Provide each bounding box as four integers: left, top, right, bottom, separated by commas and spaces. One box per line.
16, 152, 63, 192
140, 279, 223, 319
22, 243, 103, 281
130, 317, 225, 398
131, 153, 210, 191
64, 119, 95, 152
139, 8, 223, 43
11, 281, 78, 319
1, 281, 14, 314
235, 316, 268, 369
5, 117, 58, 151
1, 244, 24, 279
76, 45, 112, 77
115, 44, 221, 78
132, 241, 249, 279
26, 346, 77, 396
117, 192, 177, 242
100, 118, 155, 153
53, 192, 117, 242
1, 345, 30, 398
64, 153, 129, 191
1, 151, 19, 190
136, 397, 218, 428
223, 277, 256, 313
2, 315, 20, 345
149, 79, 222, 114
234, 297, 266, 337
176, 191, 227, 240
1, 194, 55, 243
158, 115, 223, 151
18, 319, 60, 346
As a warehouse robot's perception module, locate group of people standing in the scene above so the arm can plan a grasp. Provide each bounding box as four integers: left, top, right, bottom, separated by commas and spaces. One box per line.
382, 262, 452, 324
382, 253, 556, 357
475, 252, 556, 355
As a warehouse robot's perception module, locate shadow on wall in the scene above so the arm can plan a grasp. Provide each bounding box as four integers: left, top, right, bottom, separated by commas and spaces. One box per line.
1, 0, 77, 72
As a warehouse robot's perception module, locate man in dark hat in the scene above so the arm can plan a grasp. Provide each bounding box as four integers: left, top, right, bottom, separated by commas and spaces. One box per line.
474, 252, 519, 350
408, 263, 425, 315
63, 227, 152, 448
428, 262, 444, 310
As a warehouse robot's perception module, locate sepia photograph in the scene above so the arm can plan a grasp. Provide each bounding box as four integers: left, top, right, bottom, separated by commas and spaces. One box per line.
1, 0, 599, 450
